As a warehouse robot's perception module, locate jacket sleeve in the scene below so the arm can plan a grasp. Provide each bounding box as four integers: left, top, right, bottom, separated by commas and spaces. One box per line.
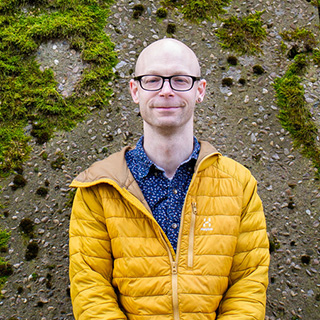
69, 186, 127, 320
217, 174, 270, 320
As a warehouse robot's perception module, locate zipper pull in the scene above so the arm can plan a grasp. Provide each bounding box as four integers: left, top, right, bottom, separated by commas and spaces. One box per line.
172, 261, 178, 275
192, 202, 197, 215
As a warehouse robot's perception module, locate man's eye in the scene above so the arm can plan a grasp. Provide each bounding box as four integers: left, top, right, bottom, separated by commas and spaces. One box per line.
173, 77, 189, 84
144, 77, 161, 84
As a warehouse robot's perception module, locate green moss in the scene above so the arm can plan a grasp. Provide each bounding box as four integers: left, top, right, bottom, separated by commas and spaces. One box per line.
311, 0, 320, 22
36, 186, 48, 197
161, 0, 231, 23
280, 40, 288, 53
0, 259, 13, 277
215, 11, 267, 56
25, 241, 39, 260
287, 54, 308, 75
0, 125, 31, 175
227, 55, 238, 65
274, 53, 320, 176
133, 4, 144, 19
0, 0, 117, 176
31, 122, 53, 144
269, 237, 280, 253
65, 188, 76, 208
252, 64, 265, 75
41, 151, 48, 160
19, 218, 35, 236
238, 78, 246, 85
31, 272, 38, 280
0, 229, 10, 252
166, 23, 176, 34
313, 48, 320, 65
287, 45, 299, 59
11, 174, 27, 190
51, 152, 66, 170
221, 77, 233, 86
0, 229, 11, 292
156, 7, 168, 19
281, 27, 317, 57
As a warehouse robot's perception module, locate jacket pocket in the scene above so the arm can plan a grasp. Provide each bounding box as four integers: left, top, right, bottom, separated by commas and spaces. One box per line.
188, 201, 197, 268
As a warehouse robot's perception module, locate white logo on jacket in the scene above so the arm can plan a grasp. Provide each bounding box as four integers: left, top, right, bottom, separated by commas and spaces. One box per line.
201, 218, 213, 231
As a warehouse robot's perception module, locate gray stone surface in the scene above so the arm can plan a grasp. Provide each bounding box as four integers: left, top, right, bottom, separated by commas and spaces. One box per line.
0, 0, 319, 319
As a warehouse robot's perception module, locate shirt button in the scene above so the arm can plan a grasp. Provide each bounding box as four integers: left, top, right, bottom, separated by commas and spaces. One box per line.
173, 189, 178, 194
172, 223, 178, 229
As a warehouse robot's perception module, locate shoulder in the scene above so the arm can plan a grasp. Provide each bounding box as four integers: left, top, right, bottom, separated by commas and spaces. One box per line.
198, 141, 255, 185
216, 155, 254, 184
70, 146, 132, 188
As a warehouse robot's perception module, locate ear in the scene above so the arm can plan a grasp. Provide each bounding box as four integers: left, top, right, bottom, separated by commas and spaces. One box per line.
196, 79, 206, 103
129, 79, 140, 104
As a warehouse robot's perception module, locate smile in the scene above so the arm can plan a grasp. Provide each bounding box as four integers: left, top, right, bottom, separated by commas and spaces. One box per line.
151, 103, 185, 109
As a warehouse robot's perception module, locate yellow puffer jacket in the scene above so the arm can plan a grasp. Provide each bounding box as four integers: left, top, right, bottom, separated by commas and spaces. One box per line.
69, 141, 270, 320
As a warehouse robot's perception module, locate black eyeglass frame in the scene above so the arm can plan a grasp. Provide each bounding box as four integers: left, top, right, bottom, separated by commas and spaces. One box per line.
133, 74, 201, 92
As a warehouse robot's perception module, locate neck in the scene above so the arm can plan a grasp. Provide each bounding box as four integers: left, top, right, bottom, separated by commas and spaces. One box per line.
143, 124, 194, 179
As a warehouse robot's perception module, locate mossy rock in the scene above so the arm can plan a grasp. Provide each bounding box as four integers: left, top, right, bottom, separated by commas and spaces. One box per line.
25, 241, 39, 261
0, 0, 117, 176
216, 11, 267, 55
221, 77, 233, 86
51, 153, 66, 170
11, 174, 27, 190
156, 7, 168, 19
35, 187, 49, 197
0, 262, 13, 277
227, 56, 238, 65
274, 53, 320, 176
252, 64, 265, 75
133, 4, 145, 19
166, 23, 176, 34
19, 218, 35, 236
162, 0, 231, 23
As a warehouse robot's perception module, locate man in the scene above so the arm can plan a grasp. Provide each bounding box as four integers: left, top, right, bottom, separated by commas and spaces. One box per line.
69, 38, 270, 320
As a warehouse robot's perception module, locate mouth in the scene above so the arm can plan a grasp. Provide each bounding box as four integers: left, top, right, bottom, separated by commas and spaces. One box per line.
151, 103, 185, 109
153, 106, 179, 109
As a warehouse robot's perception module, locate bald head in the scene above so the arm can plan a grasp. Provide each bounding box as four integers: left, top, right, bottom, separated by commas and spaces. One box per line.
129, 38, 207, 135
135, 39, 201, 77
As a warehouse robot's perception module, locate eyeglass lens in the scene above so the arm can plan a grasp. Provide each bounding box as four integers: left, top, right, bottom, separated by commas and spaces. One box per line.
140, 75, 194, 91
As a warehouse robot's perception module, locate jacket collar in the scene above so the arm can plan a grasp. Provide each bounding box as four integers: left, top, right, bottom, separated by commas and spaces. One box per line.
70, 140, 220, 190
126, 136, 201, 180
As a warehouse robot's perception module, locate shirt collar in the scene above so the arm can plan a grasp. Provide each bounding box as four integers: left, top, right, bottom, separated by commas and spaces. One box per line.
129, 136, 200, 179
130, 137, 153, 179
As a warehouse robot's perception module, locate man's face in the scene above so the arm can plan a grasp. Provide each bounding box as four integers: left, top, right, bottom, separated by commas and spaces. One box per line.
129, 41, 206, 133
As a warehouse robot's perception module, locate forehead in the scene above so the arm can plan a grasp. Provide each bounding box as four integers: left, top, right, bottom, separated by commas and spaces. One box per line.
135, 41, 200, 76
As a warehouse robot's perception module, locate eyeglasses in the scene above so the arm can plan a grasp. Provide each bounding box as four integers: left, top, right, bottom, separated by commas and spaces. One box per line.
134, 75, 201, 92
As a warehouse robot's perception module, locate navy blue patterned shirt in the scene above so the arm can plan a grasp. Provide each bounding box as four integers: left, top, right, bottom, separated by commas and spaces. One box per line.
125, 137, 200, 251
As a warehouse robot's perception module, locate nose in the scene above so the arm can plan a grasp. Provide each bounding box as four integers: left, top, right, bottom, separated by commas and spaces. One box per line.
159, 79, 174, 96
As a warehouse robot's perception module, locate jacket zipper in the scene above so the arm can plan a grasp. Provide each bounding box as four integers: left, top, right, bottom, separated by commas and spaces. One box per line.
171, 260, 179, 320
159, 232, 180, 320
188, 202, 197, 268
132, 153, 218, 319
